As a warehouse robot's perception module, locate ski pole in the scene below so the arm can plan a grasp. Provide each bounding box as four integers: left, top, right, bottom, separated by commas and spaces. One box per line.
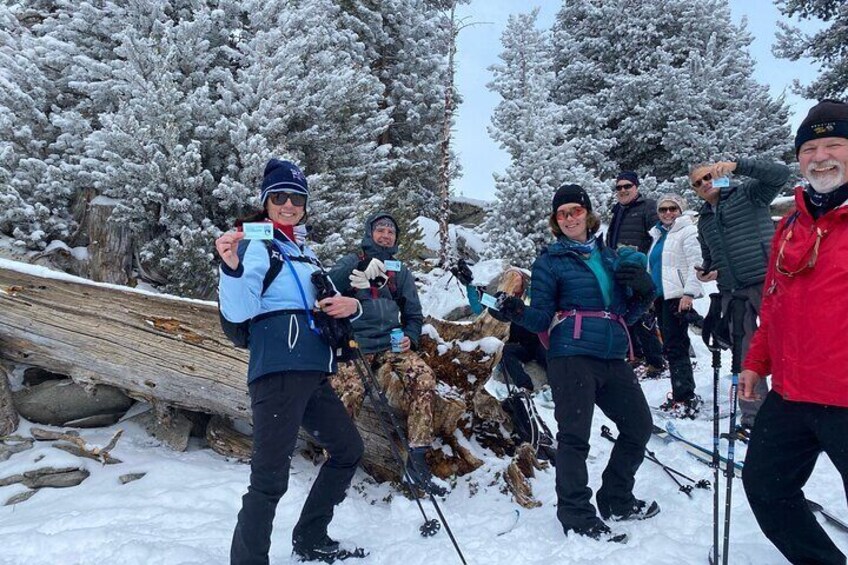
600, 426, 708, 496
349, 345, 467, 565
703, 291, 726, 565
721, 295, 747, 565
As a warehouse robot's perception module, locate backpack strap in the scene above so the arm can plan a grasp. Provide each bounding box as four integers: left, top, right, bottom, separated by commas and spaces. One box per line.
260, 240, 284, 296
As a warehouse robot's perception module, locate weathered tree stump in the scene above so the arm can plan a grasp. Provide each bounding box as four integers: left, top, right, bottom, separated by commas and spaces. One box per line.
87, 196, 132, 285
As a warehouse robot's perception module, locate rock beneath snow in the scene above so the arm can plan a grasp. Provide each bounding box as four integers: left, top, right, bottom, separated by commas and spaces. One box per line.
13, 379, 134, 427
448, 196, 489, 227
119, 473, 147, 485
4, 489, 38, 506
22, 467, 90, 489
125, 408, 192, 452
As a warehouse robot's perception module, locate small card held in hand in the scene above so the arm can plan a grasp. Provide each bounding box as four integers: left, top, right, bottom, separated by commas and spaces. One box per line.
480, 293, 499, 310
384, 259, 402, 272
242, 222, 273, 240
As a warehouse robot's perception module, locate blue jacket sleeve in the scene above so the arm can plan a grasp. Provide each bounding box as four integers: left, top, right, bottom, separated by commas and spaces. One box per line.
218, 240, 270, 323
513, 254, 555, 333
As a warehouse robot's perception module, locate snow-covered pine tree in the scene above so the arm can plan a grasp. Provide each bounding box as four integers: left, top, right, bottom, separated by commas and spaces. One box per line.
321, 0, 449, 261
226, 0, 391, 263
484, 9, 604, 267
774, 0, 848, 100
551, 0, 793, 200
83, 2, 226, 296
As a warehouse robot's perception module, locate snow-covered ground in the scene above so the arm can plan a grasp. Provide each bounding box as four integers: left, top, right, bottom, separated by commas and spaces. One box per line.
1, 269, 846, 564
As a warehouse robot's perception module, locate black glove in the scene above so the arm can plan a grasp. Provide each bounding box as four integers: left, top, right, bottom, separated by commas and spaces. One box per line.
450, 258, 474, 286
702, 293, 730, 350
494, 291, 525, 321
614, 263, 654, 296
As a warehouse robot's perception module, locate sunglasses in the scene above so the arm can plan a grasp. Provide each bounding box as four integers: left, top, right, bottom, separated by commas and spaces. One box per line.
615, 183, 634, 191
268, 192, 306, 207
556, 206, 587, 221
691, 173, 712, 189
658, 206, 680, 213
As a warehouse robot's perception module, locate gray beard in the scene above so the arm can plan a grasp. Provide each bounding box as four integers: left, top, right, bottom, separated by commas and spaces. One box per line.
807, 174, 844, 194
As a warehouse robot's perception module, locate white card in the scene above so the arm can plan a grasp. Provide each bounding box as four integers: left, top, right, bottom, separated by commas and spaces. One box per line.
385, 259, 402, 272
242, 222, 273, 240
480, 293, 499, 310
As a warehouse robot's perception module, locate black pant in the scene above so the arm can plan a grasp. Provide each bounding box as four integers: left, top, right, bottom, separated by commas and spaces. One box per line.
501, 341, 547, 390
230, 371, 364, 565
547, 356, 653, 531
655, 297, 695, 401
743, 391, 848, 565
629, 310, 664, 368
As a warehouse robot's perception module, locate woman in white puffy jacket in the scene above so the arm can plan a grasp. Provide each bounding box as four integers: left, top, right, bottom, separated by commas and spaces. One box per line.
647, 194, 704, 418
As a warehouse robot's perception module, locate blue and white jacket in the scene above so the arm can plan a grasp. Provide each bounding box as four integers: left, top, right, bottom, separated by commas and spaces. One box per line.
219, 231, 359, 383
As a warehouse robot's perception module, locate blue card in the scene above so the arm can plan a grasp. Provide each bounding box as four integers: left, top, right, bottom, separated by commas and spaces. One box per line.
712, 176, 730, 188
385, 260, 402, 272
243, 222, 273, 240
480, 293, 499, 310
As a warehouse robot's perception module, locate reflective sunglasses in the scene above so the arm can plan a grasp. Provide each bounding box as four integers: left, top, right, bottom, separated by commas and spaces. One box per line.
268, 192, 306, 207
556, 206, 587, 221
615, 183, 634, 191
692, 173, 712, 189
658, 206, 680, 214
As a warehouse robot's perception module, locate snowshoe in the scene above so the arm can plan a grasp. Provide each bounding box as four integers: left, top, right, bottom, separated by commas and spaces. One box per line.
657, 393, 702, 419
293, 536, 367, 563
637, 364, 668, 380
600, 499, 661, 522
568, 521, 628, 544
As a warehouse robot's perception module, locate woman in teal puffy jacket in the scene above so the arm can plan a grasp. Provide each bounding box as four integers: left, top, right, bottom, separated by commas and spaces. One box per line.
496, 184, 657, 544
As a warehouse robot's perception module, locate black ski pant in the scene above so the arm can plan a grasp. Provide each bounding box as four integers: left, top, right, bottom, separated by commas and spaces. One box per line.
547, 355, 652, 531
629, 310, 665, 368
743, 391, 848, 565
230, 371, 364, 565
501, 341, 547, 391
655, 297, 695, 402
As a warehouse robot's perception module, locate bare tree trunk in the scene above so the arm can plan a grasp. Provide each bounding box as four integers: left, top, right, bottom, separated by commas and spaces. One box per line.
437, 3, 458, 268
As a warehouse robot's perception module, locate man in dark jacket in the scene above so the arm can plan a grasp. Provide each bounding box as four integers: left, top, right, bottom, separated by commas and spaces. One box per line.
690, 158, 791, 432
328, 212, 446, 496
605, 171, 665, 376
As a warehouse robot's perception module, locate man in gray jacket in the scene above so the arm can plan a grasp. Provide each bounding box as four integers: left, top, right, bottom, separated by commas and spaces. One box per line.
328, 212, 446, 496
690, 158, 791, 434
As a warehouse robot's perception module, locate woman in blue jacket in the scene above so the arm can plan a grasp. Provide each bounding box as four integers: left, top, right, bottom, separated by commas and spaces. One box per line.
496, 184, 657, 544
217, 159, 365, 564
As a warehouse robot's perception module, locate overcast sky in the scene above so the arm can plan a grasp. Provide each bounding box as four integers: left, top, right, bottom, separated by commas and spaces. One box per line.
452, 0, 824, 201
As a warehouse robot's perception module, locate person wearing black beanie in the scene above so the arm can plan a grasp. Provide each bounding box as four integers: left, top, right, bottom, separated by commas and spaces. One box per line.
492, 182, 659, 543
605, 170, 665, 378
741, 99, 848, 565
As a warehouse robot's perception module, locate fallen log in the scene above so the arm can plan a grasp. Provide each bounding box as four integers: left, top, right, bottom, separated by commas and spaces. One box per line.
0, 259, 517, 482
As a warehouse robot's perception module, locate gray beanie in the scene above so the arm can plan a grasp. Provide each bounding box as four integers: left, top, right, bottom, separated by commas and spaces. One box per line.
656, 193, 688, 212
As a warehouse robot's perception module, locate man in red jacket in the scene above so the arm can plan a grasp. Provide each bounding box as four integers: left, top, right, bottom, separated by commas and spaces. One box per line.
741, 99, 848, 565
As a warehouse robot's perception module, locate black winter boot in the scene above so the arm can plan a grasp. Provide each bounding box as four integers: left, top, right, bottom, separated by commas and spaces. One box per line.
407, 447, 448, 496
292, 535, 367, 563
